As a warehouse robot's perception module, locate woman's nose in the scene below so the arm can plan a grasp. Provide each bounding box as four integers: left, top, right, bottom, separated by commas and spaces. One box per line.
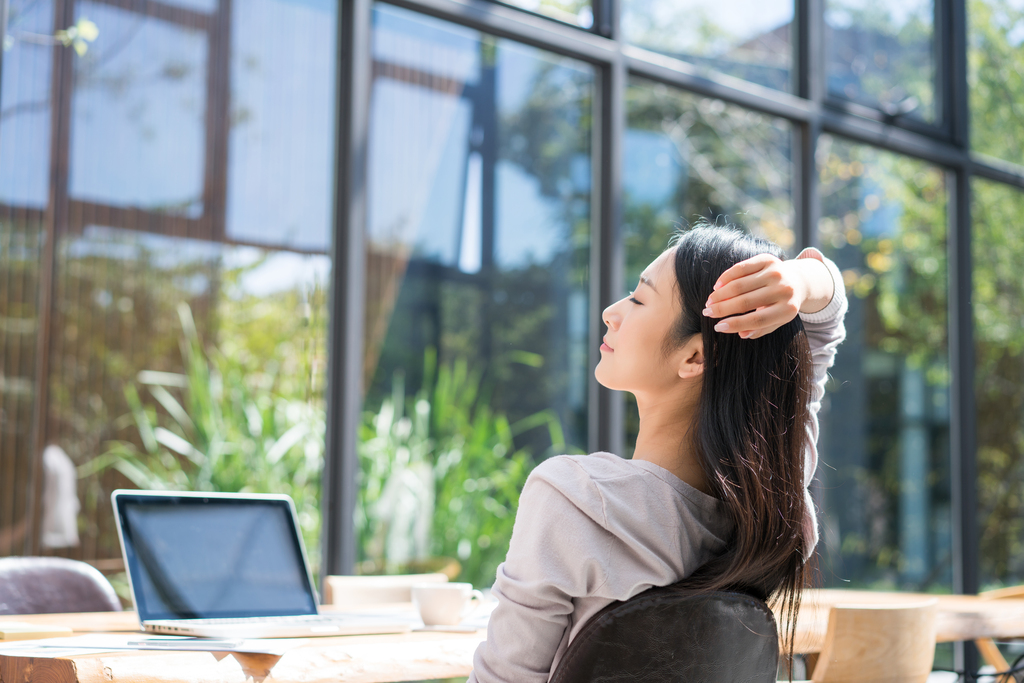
602, 301, 622, 330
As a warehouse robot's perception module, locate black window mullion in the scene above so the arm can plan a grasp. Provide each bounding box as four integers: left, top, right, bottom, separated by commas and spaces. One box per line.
591, 0, 612, 39
793, 121, 819, 254
322, 0, 373, 582
793, 0, 822, 102
820, 110, 966, 168
971, 153, 1024, 191
949, 162, 979, 673
947, 0, 979, 671
591, 51, 625, 456
793, 0, 822, 250
380, 0, 617, 64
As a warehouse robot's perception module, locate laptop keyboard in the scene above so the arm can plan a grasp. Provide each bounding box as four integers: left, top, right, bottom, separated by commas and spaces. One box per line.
181, 614, 338, 625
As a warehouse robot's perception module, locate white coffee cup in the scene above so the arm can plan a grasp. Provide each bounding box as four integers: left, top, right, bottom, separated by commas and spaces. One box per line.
411, 582, 484, 626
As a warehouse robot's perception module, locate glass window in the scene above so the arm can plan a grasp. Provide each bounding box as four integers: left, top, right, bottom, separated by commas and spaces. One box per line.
0, 0, 336, 567
69, 1, 208, 217
0, 0, 54, 209
0, 0, 55, 555
969, 0, 1024, 167
825, 0, 936, 122
816, 136, 950, 590
226, 0, 336, 252
360, 5, 593, 587
622, 0, 793, 92
972, 177, 1024, 589
50, 227, 330, 563
623, 77, 793, 453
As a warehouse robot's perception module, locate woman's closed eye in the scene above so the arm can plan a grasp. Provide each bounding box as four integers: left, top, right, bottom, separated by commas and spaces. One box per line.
628, 292, 643, 305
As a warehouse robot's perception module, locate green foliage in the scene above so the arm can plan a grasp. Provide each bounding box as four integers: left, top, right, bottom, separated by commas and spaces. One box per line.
818, 139, 948, 367
624, 81, 795, 270
83, 302, 325, 568
816, 139, 951, 588
972, 178, 1024, 583
358, 349, 559, 588
969, 0, 1024, 166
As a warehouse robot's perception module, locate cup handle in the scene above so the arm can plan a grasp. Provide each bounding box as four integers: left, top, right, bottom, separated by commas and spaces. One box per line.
464, 589, 485, 617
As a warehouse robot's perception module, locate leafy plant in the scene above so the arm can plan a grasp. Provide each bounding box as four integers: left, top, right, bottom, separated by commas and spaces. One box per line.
82, 302, 325, 567
357, 348, 564, 587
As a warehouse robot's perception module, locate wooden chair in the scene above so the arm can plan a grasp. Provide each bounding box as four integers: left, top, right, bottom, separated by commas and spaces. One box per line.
549, 586, 779, 683
797, 600, 938, 683
323, 572, 448, 607
975, 585, 1024, 674
0, 556, 122, 614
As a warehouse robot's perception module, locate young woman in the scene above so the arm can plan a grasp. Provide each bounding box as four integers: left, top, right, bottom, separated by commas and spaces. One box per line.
468, 226, 847, 683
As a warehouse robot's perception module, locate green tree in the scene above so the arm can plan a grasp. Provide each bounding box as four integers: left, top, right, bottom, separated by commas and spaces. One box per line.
358, 350, 558, 587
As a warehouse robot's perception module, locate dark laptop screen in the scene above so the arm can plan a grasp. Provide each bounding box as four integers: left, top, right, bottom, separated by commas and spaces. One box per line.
115, 494, 318, 621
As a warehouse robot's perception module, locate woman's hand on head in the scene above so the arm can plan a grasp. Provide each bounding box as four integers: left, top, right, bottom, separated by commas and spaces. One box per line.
702, 250, 834, 339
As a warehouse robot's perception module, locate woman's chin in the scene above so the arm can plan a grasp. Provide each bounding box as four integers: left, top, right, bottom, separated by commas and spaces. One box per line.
594, 364, 620, 391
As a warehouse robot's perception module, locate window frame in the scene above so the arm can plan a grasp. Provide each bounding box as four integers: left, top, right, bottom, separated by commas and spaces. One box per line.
323, 0, 1024, 671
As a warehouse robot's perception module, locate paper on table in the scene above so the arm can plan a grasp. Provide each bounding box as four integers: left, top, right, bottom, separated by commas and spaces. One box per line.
0, 634, 306, 657
0, 621, 74, 640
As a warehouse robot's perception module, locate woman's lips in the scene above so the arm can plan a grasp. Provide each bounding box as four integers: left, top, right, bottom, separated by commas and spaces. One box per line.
601, 340, 613, 352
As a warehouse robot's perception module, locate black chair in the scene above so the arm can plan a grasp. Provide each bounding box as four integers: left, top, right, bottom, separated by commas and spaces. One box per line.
550, 586, 778, 683
0, 556, 122, 615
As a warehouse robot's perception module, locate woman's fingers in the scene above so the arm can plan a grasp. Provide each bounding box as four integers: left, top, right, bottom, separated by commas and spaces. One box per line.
707, 256, 785, 307
712, 304, 795, 338
713, 253, 779, 291
705, 281, 796, 319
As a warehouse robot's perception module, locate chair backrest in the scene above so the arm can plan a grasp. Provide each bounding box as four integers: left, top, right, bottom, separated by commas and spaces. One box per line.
0, 556, 122, 615
975, 585, 1024, 671
810, 600, 937, 683
549, 586, 779, 683
323, 572, 449, 607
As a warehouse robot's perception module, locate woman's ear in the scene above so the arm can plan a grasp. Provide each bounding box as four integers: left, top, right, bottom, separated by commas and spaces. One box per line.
677, 336, 705, 379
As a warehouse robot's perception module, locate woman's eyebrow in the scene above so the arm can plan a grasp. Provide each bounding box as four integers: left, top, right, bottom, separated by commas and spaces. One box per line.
639, 273, 657, 293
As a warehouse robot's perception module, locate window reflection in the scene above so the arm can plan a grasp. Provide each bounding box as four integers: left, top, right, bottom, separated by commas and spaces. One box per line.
623, 78, 793, 454
0, 0, 54, 555
50, 226, 329, 562
825, 0, 935, 122
624, 79, 794, 276
622, 0, 792, 92
969, 0, 1024, 167
226, 0, 336, 252
362, 6, 592, 585
0, 0, 336, 565
816, 136, 950, 590
972, 178, 1024, 588
69, 1, 208, 216
161, 0, 218, 12
0, 0, 55, 209
498, 0, 593, 29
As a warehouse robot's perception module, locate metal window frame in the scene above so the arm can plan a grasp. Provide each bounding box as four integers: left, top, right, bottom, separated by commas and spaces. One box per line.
326, 0, 1011, 637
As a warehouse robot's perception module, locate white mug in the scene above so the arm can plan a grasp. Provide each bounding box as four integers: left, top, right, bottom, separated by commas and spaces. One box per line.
411, 582, 484, 626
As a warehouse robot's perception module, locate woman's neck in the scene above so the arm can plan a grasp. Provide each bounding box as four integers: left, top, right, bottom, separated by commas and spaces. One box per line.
631, 390, 711, 495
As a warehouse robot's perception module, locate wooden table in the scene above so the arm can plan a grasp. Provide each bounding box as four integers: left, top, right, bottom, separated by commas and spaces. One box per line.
795, 589, 1024, 654
2, 592, 1023, 683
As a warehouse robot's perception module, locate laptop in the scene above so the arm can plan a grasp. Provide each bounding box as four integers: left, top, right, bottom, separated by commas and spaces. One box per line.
111, 489, 413, 638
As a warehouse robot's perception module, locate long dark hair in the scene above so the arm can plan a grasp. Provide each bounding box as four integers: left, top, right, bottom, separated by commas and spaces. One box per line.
668, 225, 813, 671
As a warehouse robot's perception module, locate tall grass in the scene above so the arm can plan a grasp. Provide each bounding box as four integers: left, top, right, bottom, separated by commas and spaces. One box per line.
357, 348, 566, 587
82, 303, 324, 566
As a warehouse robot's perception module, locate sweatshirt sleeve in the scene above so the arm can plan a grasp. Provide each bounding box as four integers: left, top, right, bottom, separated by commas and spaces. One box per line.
468, 458, 613, 683
795, 248, 848, 558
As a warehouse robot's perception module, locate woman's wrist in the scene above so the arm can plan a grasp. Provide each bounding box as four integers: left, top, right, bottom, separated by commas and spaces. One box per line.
793, 249, 835, 315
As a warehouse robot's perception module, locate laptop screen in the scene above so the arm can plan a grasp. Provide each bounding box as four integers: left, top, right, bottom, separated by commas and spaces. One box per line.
113, 492, 319, 621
